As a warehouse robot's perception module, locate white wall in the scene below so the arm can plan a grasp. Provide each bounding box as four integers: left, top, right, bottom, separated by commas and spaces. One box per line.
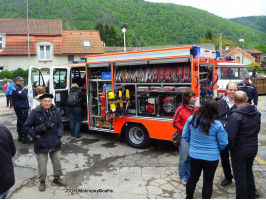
234, 53, 255, 65
0, 54, 86, 71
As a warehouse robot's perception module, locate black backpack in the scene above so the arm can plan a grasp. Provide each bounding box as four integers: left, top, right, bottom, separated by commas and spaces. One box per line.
66, 91, 80, 106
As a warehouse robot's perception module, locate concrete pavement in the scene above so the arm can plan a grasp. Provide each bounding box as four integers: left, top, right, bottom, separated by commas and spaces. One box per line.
0, 94, 266, 199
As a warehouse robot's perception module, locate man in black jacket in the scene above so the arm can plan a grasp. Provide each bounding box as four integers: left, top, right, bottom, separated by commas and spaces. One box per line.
12, 76, 32, 144
226, 91, 261, 199
0, 125, 16, 199
218, 82, 238, 187
24, 93, 66, 192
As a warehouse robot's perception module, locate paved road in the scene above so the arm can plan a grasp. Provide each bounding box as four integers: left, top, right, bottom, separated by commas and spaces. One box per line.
0, 93, 265, 199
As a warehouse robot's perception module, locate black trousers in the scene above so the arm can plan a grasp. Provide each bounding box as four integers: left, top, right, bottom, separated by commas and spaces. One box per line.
220, 147, 233, 180
14, 107, 29, 134
231, 150, 256, 199
186, 157, 219, 199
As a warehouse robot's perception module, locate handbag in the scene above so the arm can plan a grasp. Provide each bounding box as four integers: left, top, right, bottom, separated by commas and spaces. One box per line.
172, 132, 181, 146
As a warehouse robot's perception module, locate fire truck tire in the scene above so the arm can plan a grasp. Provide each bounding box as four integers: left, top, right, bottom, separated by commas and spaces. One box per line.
125, 123, 150, 149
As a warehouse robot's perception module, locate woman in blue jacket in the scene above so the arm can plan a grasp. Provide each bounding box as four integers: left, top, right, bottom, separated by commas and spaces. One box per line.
182, 99, 228, 199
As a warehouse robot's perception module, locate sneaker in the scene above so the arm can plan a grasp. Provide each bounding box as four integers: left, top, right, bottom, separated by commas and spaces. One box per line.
181, 179, 187, 186
75, 135, 81, 138
220, 178, 232, 187
53, 177, 67, 186
39, 181, 45, 191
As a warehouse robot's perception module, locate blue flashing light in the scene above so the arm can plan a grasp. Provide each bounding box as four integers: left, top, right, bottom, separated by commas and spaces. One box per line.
193, 46, 200, 58
216, 51, 220, 59
69, 60, 85, 64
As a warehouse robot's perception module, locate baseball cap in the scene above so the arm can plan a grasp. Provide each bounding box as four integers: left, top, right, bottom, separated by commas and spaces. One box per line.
16, 77, 24, 81
243, 73, 250, 79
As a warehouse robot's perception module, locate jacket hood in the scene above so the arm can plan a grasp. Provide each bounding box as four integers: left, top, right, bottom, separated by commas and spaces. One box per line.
70, 87, 79, 92
34, 94, 43, 100
233, 104, 258, 117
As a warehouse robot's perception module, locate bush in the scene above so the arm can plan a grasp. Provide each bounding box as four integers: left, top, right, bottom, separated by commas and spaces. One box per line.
0, 70, 12, 79
0, 68, 29, 84
248, 62, 266, 72
11, 68, 29, 84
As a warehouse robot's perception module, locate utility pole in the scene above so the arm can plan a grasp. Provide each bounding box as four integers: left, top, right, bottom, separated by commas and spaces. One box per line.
239, 39, 244, 64
121, 23, 128, 53
27, 0, 30, 68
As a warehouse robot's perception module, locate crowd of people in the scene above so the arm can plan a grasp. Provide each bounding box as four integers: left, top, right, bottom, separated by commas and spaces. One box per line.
0, 77, 86, 197
172, 74, 260, 199
0, 74, 261, 198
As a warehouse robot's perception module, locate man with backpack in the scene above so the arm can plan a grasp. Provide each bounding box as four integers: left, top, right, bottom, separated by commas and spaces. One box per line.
66, 83, 85, 138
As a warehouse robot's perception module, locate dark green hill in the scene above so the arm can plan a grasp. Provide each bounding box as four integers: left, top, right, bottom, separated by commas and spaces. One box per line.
230, 16, 266, 33
0, 0, 265, 48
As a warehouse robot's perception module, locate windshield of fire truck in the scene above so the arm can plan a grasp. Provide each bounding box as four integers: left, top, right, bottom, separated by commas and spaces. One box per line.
218, 67, 248, 80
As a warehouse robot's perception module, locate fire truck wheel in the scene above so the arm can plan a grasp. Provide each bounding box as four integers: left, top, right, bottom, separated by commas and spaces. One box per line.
125, 123, 150, 149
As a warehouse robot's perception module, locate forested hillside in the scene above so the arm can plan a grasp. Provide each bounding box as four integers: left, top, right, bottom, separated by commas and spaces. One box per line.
230, 16, 266, 34
0, 0, 265, 48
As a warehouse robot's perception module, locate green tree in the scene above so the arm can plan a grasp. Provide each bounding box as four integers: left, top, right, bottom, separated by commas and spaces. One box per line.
253, 43, 266, 53
131, 35, 138, 47
0, 70, 12, 79
94, 21, 104, 42
104, 23, 110, 46
204, 28, 214, 40
11, 68, 29, 84
109, 24, 118, 46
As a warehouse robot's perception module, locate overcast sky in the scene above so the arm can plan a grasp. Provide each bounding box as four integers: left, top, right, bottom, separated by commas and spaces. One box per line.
145, 0, 266, 18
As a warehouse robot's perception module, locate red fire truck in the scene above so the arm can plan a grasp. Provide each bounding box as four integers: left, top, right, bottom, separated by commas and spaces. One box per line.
29, 46, 234, 148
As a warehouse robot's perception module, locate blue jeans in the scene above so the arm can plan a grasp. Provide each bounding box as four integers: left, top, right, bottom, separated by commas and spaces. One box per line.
0, 190, 9, 199
179, 138, 190, 180
69, 106, 82, 137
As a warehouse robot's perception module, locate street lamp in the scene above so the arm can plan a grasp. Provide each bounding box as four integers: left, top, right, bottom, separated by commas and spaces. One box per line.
121, 23, 128, 52
239, 39, 244, 64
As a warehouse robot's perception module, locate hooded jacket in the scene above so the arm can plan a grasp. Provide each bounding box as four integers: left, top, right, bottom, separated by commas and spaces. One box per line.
24, 104, 63, 153
31, 94, 43, 110
6, 82, 15, 96
0, 125, 16, 194
226, 104, 261, 154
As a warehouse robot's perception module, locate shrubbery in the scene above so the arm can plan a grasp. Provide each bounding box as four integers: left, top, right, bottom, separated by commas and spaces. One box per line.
0, 68, 29, 84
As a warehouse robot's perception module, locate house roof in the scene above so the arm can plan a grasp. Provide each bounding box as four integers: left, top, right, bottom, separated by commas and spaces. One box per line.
245, 49, 262, 54
0, 18, 62, 35
221, 47, 255, 61
62, 30, 104, 54
0, 35, 62, 56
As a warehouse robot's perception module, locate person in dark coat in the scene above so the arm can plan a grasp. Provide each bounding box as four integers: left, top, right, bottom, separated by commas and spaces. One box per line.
217, 82, 238, 187
226, 91, 261, 199
12, 76, 32, 143
0, 125, 16, 199
24, 93, 66, 192
66, 83, 86, 138
238, 73, 258, 107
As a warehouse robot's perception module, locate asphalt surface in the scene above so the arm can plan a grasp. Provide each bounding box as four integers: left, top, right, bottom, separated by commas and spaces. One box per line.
0, 93, 265, 199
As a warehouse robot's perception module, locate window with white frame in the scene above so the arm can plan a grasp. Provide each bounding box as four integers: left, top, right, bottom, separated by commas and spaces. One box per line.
0, 34, 5, 51
40, 45, 51, 60
83, 40, 91, 48
0, 37, 2, 50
